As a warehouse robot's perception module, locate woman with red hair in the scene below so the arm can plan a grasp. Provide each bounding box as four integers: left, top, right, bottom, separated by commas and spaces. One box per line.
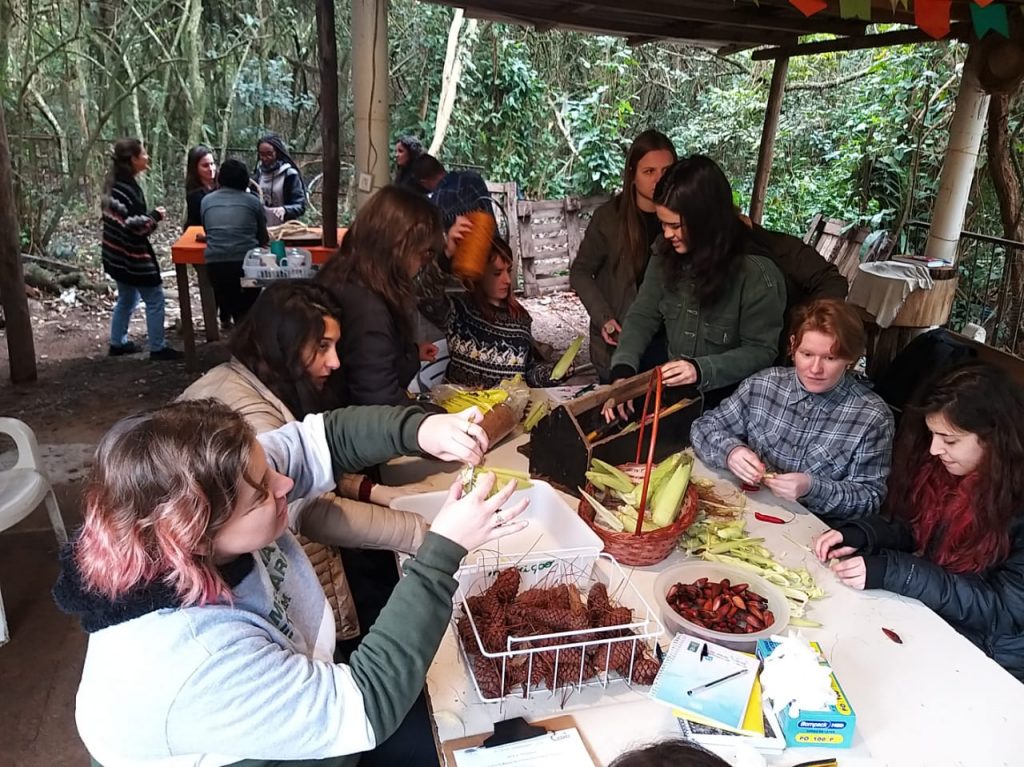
691, 298, 894, 520
815, 361, 1024, 680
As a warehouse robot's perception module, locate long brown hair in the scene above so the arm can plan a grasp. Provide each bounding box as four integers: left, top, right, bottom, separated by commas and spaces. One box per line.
469, 237, 528, 322
616, 130, 676, 280
185, 144, 215, 194
885, 362, 1024, 573
654, 155, 749, 306
231, 281, 342, 418
316, 185, 443, 335
104, 137, 144, 194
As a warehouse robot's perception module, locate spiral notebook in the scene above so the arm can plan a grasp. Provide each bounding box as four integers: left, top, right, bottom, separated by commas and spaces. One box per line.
649, 633, 761, 733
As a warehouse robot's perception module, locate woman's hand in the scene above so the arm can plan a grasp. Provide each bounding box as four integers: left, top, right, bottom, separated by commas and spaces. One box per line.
660, 360, 698, 387
830, 555, 867, 590
430, 474, 529, 551
444, 215, 474, 258
417, 406, 489, 465
726, 446, 765, 485
812, 529, 860, 562
600, 395, 634, 424
763, 472, 811, 502
601, 319, 622, 346
418, 342, 439, 362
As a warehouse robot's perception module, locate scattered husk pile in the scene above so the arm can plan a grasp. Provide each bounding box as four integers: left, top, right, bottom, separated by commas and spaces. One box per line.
456, 567, 661, 698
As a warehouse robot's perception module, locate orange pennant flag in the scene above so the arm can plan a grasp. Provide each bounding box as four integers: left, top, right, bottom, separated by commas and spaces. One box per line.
915, 0, 952, 38
789, 0, 828, 16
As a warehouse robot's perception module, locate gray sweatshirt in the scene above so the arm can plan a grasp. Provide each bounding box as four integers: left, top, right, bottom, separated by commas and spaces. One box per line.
58, 412, 464, 767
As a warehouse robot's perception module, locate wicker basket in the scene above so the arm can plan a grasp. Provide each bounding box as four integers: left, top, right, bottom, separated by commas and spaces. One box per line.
577, 368, 698, 566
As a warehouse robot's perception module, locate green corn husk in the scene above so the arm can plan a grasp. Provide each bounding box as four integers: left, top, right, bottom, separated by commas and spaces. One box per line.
522, 400, 549, 431
550, 335, 584, 380
590, 458, 635, 492
650, 459, 693, 527
579, 487, 625, 532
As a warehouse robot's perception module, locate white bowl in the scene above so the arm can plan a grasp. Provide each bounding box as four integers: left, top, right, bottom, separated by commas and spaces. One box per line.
653, 559, 789, 651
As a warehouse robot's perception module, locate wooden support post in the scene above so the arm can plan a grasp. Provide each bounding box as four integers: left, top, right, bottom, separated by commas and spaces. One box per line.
352, 0, 390, 209
0, 101, 37, 383
316, 0, 339, 246
750, 55, 789, 225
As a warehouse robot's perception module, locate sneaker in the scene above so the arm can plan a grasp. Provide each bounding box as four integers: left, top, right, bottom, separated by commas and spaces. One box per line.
109, 341, 141, 356
149, 346, 184, 362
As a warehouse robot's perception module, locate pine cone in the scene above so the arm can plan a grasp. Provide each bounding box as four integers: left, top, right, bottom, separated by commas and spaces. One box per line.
530, 607, 589, 633
467, 592, 505, 622
534, 647, 585, 690
628, 654, 661, 685
489, 567, 521, 603
516, 587, 551, 609
456, 615, 479, 653
593, 641, 635, 676
481, 622, 510, 653
587, 582, 611, 616
472, 655, 504, 699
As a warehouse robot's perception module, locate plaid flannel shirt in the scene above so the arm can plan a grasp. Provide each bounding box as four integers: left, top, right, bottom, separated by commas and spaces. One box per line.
690, 366, 894, 520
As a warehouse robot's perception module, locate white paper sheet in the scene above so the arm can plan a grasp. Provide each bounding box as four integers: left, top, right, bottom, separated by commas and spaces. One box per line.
452, 728, 594, 767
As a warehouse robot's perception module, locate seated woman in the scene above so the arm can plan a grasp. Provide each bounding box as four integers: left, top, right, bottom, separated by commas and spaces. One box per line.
418, 234, 567, 388
570, 130, 677, 382
690, 299, 894, 520
814, 362, 1024, 680
183, 144, 217, 229
253, 134, 306, 226
316, 184, 444, 406
393, 134, 423, 188
55, 398, 528, 766
201, 158, 269, 326
604, 155, 786, 412
179, 280, 433, 642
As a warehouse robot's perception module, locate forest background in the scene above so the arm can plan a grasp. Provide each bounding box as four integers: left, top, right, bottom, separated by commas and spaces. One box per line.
0, 0, 1021, 263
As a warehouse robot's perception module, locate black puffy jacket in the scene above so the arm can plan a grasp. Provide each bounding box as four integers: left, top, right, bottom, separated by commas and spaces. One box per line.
836, 515, 1024, 681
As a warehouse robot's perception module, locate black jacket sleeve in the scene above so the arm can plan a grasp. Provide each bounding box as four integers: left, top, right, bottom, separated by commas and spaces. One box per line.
834, 515, 917, 555
340, 293, 416, 407
877, 529, 1024, 638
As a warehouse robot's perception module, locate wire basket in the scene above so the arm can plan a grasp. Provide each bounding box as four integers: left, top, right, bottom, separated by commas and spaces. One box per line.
454, 552, 664, 702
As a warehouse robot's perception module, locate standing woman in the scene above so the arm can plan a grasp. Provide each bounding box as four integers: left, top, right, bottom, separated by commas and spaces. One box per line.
316, 185, 444, 406
814, 362, 1024, 680
393, 135, 423, 188
101, 138, 182, 361
604, 155, 785, 408
183, 144, 217, 229
253, 134, 306, 226
571, 130, 677, 381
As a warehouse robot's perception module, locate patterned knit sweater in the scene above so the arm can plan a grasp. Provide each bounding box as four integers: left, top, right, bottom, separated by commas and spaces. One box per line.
445, 295, 560, 388
101, 178, 163, 287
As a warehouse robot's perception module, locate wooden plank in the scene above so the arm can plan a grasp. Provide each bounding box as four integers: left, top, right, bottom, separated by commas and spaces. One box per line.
529, 219, 569, 236
526, 199, 574, 215
536, 275, 571, 291
752, 23, 970, 60
566, 202, 583, 268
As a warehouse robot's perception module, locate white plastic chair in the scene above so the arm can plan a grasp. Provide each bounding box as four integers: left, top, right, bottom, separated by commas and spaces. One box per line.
0, 418, 68, 645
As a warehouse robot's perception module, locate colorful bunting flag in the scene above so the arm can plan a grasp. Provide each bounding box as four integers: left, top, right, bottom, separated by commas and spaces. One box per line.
915, 0, 953, 38
970, 2, 1010, 36
840, 0, 872, 20
788, 0, 828, 17
972, 0, 996, 7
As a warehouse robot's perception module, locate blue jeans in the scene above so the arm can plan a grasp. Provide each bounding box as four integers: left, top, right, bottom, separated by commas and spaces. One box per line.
110, 282, 167, 352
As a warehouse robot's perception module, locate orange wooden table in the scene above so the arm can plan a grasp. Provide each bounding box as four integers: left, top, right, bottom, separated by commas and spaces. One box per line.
170, 226, 345, 370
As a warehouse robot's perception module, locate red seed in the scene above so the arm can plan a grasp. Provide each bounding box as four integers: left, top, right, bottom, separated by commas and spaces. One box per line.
882, 627, 903, 644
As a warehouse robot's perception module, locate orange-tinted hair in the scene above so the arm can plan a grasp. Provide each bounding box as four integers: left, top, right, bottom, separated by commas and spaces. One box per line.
789, 298, 865, 361
75, 400, 262, 606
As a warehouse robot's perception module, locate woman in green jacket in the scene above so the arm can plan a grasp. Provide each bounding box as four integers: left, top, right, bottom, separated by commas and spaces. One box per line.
605, 156, 785, 413
570, 130, 677, 381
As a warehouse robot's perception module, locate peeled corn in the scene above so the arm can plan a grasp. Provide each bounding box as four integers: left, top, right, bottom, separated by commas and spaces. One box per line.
550, 335, 584, 381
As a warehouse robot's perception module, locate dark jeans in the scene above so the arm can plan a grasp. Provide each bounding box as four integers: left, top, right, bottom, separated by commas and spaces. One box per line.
207, 260, 260, 324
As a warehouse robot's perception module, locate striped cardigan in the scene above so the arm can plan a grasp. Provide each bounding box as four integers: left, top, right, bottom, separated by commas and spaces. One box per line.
101, 178, 163, 287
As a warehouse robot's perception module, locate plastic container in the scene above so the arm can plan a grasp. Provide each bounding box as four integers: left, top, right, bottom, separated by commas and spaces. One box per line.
653, 559, 789, 651
391, 479, 604, 591
242, 247, 315, 280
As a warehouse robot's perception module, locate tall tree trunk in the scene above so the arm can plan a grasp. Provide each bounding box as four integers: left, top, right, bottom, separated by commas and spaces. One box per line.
986, 90, 1024, 353
0, 100, 38, 383
186, 0, 205, 146
427, 10, 478, 156
316, 0, 339, 244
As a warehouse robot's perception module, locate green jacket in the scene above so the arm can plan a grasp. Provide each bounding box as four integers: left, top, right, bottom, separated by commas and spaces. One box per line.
569, 198, 638, 379
610, 252, 786, 392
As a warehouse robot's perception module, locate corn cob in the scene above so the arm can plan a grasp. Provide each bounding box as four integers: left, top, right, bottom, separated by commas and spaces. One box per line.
550, 335, 584, 380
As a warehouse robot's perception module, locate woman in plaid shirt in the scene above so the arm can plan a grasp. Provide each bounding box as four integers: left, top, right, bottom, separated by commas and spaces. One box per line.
690, 299, 894, 520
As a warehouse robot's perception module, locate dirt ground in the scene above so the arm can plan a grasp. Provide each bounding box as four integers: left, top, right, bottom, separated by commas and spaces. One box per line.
0, 263, 592, 449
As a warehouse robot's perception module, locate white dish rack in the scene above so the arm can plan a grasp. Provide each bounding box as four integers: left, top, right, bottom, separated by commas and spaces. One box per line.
242, 248, 316, 280
454, 552, 664, 702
